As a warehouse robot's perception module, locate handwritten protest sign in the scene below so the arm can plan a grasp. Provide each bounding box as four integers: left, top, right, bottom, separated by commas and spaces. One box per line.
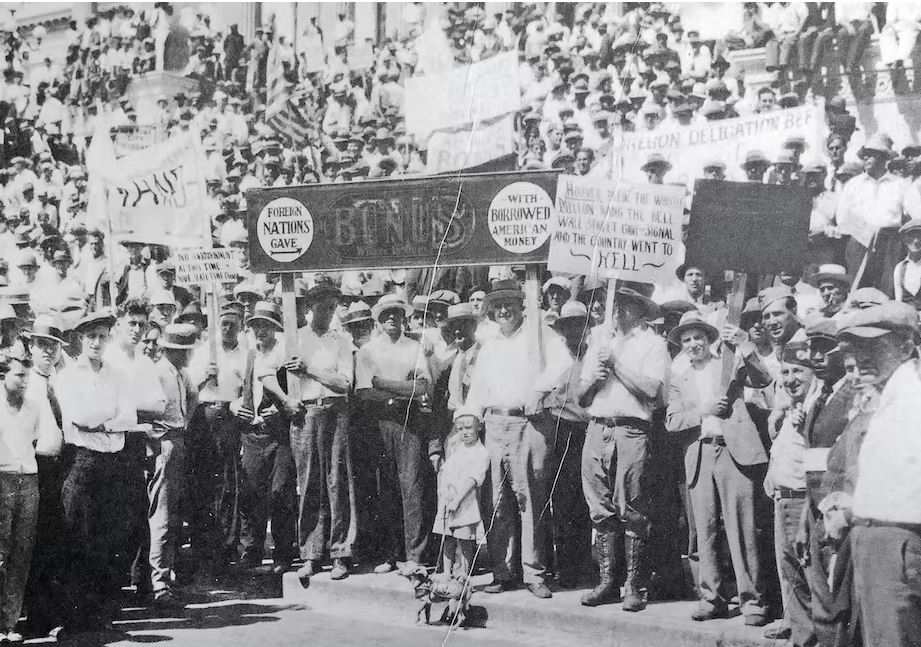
426, 115, 515, 174
87, 130, 212, 248
175, 248, 240, 285
404, 51, 520, 137
112, 125, 159, 158
548, 175, 685, 283
611, 105, 823, 184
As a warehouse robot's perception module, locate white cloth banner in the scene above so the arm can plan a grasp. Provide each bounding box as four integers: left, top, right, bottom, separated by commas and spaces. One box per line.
87, 130, 212, 248
549, 175, 685, 284
404, 51, 521, 138
425, 115, 515, 174
610, 105, 824, 184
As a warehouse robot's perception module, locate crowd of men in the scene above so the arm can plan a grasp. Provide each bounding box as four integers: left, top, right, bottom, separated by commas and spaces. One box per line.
0, 3, 921, 647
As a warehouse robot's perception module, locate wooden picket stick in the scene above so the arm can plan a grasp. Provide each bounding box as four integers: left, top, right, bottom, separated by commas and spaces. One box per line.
207, 280, 219, 389
280, 273, 300, 401
524, 265, 543, 373
720, 270, 748, 392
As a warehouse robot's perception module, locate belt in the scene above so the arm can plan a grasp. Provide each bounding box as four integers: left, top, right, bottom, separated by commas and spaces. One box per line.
302, 397, 343, 408
854, 517, 921, 535
486, 407, 525, 417
774, 488, 807, 500
700, 436, 726, 446
592, 416, 650, 431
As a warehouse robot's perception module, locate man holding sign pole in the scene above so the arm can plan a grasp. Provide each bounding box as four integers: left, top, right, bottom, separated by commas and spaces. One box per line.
578, 282, 669, 612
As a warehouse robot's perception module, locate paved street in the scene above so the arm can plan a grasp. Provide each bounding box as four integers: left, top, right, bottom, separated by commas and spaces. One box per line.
34, 598, 565, 647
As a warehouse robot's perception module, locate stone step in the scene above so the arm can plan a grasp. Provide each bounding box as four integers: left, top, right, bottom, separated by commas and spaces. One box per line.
282, 568, 774, 647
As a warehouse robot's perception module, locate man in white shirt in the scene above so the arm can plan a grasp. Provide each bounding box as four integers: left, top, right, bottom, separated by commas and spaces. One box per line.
579, 282, 669, 611
356, 294, 432, 576
849, 303, 921, 647
892, 219, 921, 309
284, 280, 354, 582
835, 134, 921, 296
465, 279, 570, 599
57, 310, 138, 633
21, 316, 67, 638
186, 303, 246, 575
0, 349, 40, 644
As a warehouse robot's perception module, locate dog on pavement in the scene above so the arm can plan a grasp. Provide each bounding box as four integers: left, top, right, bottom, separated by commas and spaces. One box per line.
396, 561, 471, 627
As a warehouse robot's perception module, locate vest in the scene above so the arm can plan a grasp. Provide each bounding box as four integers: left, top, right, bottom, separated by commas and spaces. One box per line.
896, 260, 921, 310
805, 380, 857, 505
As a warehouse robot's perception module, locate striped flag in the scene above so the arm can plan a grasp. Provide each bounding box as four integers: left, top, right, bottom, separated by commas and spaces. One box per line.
266, 45, 311, 147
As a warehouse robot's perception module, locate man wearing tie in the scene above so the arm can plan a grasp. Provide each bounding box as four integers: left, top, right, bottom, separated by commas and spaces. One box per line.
22, 315, 67, 639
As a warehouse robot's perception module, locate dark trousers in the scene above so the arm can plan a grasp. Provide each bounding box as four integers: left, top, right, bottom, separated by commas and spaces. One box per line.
853, 523, 921, 647
773, 496, 815, 646
804, 506, 846, 647
60, 448, 129, 629
23, 456, 66, 634
374, 404, 428, 564
290, 401, 356, 561
534, 414, 590, 578
239, 422, 297, 563
351, 402, 385, 561
188, 403, 241, 567
0, 472, 38, 633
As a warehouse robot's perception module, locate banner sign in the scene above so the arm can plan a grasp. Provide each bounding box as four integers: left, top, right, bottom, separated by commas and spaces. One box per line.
610, 105, 824, 184
404, 51, 521, 137
426, 115, 516, 175
86, 130, 212, 248
685, 179, 811, 275
112, 125, 159, 158
548, 176, 684, 283
175, 248, 239, 285
246, 170, 559, 273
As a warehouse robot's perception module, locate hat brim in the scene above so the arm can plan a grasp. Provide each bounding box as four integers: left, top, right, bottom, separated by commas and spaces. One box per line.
342, 314, 373, 326
159, 340, 197, 350
75, 314, 116, 333
25, 331, 65, 344
175, 313, 207, 326
371, 303, 413, 321
447, 313, 478, 323
483, 289, 525, 309
810, 273, 849, 287
837, 325, 892, 339
615, 289, 661, 320
245, 314, 283, 331
858, 147, 894, 160
668, 320, 719, 346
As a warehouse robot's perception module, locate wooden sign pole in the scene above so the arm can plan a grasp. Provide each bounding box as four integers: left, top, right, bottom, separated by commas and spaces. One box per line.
720, 270, 748, 392
280, 273, 300, 401
524, 265, 544, 373
207, 281, 219, 389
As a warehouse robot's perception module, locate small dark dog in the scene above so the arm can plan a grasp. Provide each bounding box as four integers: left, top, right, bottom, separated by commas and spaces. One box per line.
397, 561, 471, 627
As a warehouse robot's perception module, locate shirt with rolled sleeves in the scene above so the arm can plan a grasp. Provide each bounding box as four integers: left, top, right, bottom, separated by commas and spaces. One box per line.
355, 333, 432, 393
295, 325, 353, 401
57, 354, 138, 453
581, 325, 669, 421
464, 321, 571, 416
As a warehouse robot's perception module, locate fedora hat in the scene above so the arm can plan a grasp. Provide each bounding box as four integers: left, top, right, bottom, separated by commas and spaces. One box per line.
614, 280, 660, 320
371, 293, 413, 321
341, 301, 373, 326
555, 300, 588, 325
159, 323, 199, 349
245, 301, 283, 330
26, 314, 65, 344
858, 133, 895, 160
810, 264, 849, 288
668, 310, 719, 345
305, 278, 341, 305
741, 150, 771, 168
74, 308, 116, 334
641, 153, 671, 173
175, 301, 207, 327
483, 279, 524, 309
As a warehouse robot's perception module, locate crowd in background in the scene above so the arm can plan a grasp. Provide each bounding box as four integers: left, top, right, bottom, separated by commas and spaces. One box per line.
0, 3, 920, 647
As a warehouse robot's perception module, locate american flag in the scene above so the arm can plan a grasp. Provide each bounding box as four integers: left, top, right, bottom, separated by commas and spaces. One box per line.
266, 45, 311, 147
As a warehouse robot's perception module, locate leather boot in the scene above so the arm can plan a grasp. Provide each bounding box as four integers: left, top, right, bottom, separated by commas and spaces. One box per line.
622, 533, 647, 612
580, 529, 620, 607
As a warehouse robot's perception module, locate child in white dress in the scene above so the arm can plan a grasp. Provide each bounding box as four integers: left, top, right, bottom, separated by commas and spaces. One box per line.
432, 410, 489, 579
